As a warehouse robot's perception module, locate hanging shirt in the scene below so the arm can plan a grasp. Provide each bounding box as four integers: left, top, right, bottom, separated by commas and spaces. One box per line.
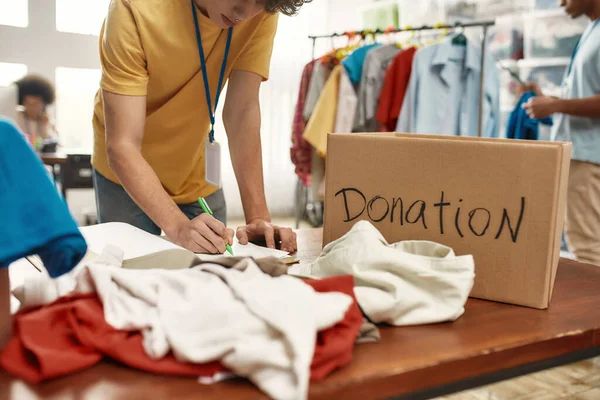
92, 0, 278, 204
396, 39, 500, 138
291, 61, 316, 185
342, 43, 381, 85
303, 65, 343, 156
335, 66, 358, 134
376, 47, 417, 132
355, 44, 401, 132
551, 19, 600, 165
303, 61, 332, 120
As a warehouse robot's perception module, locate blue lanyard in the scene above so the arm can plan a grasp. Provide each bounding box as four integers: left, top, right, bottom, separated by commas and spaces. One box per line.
567, 19, 599, 77
192, 0, 233, 143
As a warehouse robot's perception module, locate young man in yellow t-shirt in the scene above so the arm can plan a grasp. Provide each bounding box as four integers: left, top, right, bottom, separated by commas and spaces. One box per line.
92, 0, 306, 254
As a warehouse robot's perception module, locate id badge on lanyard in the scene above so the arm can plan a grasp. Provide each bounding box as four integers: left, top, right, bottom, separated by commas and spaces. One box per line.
192, 0, 233, 188
205, 139, 222, 188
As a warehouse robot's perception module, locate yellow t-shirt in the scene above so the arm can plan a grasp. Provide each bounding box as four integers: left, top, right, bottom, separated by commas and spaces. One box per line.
92, 0, 278, 204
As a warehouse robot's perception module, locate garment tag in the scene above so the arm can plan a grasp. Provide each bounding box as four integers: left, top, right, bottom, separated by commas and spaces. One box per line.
205, 139, 222, 188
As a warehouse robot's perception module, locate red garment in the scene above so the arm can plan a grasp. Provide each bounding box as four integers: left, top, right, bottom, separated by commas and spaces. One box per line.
291, 61, 316, 186
306, 275, 362, 381
376, 47, 417, 132
0, 294, 226, 383
0, 276, 362, 384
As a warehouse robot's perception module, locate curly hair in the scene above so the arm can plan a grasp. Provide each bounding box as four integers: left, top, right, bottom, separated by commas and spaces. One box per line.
14, 75, 56, 106
264, 0, 312, 16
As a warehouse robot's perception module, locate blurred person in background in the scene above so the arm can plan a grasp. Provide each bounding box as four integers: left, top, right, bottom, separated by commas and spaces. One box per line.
522, 0, 600, 265
14, 75, 58, 151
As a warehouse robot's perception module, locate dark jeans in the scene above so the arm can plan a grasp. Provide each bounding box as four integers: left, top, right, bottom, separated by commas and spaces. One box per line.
93, 169, 227, 235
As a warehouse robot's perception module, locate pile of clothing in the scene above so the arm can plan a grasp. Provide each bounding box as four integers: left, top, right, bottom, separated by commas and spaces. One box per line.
3, 249, 364, 400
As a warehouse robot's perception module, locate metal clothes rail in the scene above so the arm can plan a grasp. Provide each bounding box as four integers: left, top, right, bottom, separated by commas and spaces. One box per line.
308, 20, 496, 137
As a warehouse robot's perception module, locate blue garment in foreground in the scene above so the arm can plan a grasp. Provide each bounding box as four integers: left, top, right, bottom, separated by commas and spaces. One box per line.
0, 118, 87, 277
506, 92, 553, 140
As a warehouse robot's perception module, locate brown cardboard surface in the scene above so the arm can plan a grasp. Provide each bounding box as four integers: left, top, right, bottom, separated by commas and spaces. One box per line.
549, 144, 571, 298
324, 133, 571, 309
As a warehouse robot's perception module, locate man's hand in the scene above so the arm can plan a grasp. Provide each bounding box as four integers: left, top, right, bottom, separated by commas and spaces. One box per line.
523, 96, 561, 119
169, 213, 234, 254
237, 219, 297, 253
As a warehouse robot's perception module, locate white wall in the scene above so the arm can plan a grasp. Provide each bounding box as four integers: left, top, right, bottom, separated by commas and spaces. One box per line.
0, 0, 102, 225
325, 0, 443, 33
0, 0, 100, 88
325, 0, 532, 33
1, 0, 104, 152
326, 0, 363, 33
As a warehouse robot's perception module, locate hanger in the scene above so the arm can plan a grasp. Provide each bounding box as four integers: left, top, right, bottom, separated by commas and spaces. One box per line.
451, 22, 467, 46
384, 26, 398, 47
362, 29, 376, 45
330, 31, 360, 60
400, 26, 418, 49
430, 22, 449, 46
422, 24, 438, 47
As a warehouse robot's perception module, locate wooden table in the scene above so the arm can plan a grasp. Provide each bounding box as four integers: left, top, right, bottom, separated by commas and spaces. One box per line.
1, 229, 599, 400
40, 152, 67, 187
40, 152, 67, 165
40, 152, 94, 201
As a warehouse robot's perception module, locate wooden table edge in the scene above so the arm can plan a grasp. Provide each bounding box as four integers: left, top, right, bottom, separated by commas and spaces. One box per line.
310, 327, 600, 400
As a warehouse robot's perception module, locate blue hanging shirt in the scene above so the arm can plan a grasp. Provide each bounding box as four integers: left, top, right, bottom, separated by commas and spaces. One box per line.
0, 118, 87, 277
396, 39, 500, 138
342, 43, 381, 85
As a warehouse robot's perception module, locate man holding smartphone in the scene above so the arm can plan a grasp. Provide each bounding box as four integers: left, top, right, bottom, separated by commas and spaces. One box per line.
93, 0, 305, 254
523, 0, 600, 265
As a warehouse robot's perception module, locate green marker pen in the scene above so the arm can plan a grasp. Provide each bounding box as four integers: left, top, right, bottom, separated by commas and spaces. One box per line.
198, 197, 234, 255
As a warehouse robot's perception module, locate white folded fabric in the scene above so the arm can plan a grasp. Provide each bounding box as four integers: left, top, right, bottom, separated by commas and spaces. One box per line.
13, 249, 352, 400
289, 221, 475, 326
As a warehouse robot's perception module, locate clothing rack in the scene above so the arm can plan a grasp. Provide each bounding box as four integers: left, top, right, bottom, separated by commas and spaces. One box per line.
295, 20, 497, 228
308, 20, 496, 138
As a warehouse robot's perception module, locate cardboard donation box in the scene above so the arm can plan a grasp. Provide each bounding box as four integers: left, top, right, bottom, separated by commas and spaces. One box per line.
323, 133, 571, 309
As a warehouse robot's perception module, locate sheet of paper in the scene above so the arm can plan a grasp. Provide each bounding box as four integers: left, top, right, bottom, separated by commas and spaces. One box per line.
80, 222, 180, 260
196, 240, 289, 261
